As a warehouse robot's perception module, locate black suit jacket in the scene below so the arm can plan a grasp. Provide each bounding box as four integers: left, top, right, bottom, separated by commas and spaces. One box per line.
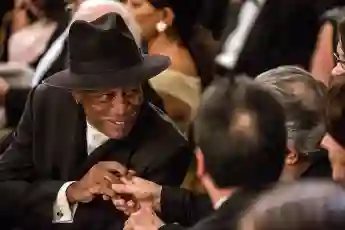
160, 188, 263, 230
0, 84, 192, 230
160, 187, 212, 226
219, 0, 343, 77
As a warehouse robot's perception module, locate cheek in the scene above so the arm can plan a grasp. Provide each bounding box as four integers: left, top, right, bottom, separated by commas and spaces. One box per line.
133, 10, 160, 39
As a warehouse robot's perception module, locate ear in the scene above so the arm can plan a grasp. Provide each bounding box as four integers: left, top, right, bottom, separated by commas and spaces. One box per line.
72, 91, 82, 104
195, 149, 206, 178
162, 7, 174, 27
285, 150, 299, 166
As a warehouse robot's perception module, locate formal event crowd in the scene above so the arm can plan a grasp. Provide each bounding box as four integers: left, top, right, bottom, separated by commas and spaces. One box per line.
0, 0, 345, 230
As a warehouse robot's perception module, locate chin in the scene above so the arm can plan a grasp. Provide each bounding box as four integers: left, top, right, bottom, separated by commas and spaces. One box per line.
108, 132, 127, 140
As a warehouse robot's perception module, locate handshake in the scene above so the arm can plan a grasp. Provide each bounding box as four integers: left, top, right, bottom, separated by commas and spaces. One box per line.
66, 161, 163, 215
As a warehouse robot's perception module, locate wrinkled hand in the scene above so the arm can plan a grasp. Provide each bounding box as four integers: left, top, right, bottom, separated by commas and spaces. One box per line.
124, 207, 164, 230
66, 161, 129, 204
111, 176, 162, 215
0, 78, 9, 105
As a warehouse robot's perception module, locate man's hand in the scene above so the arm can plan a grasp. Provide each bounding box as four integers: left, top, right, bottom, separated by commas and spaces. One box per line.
111, 176, 162, 215
124, 207, 164, 230
66, 161, 128, 204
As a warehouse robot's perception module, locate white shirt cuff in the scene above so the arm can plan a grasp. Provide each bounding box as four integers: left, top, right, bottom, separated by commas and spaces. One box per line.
53, 181, 78, 223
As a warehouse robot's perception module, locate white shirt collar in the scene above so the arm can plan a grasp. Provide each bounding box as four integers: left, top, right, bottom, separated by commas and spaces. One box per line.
86, 122, 109, 154
214, 195, 230, 210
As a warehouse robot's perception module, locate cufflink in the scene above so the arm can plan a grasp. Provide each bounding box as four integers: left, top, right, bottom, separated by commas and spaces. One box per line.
57, 210, 64, 218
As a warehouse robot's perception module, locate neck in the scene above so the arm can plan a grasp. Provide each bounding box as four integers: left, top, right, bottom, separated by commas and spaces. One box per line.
280, 163, 310, 182
201, 175, 235, 208
148, 33, 180, 56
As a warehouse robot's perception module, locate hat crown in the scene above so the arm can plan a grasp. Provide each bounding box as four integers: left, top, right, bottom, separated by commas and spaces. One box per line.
68, 13, 143, 74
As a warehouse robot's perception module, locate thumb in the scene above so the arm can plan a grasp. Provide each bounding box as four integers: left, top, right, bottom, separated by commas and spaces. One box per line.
111, 183, 135, 195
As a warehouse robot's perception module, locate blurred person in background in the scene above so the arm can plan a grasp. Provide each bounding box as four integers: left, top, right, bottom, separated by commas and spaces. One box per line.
323, 74, 345, 185
238, 181, 345, 230
256, 66, 331, 181
7, 0, 69, 68
0, 0, 69, 129
322, 17, 345, 185
216, 0, 344, 78
311, 5, 345, 86
123, 0, 223, 132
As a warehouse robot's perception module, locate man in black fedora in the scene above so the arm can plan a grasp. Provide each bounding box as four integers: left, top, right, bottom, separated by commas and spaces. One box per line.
0, 10, 192, 230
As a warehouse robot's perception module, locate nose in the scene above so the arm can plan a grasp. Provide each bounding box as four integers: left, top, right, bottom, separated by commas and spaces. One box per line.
331, 63, 345, 77
111, 95, 127, 116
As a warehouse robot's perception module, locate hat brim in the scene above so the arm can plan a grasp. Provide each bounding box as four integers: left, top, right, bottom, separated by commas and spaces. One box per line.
43, 55, 171, 90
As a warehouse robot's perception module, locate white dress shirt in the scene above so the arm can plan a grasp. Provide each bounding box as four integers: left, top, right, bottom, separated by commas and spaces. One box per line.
53, 123, 109, 223
215, 0, 266, 69
214, 196, 230, 210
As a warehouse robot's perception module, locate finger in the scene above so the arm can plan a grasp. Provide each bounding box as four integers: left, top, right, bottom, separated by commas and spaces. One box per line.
113, 198, 126, 207
98, 161, 128, 176
111, 183, 134, 195
102, 171, 122, 185
120, 176, 134, 185
127, 200, 136, 208
126, 170, 136, 179
90, 184, 116, 198
103, 195, 110, 201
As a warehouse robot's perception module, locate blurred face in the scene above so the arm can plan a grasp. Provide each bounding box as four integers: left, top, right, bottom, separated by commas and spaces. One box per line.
322, 134, 345, 185
122, 0, 162, 40
74, 86, 143, 140
332, 42, 345, 77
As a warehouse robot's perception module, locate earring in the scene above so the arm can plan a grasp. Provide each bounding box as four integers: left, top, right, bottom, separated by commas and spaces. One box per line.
156, 21, 167, 33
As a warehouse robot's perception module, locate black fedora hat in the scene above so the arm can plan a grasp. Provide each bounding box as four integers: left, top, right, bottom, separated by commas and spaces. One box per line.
43, 12, 171, 90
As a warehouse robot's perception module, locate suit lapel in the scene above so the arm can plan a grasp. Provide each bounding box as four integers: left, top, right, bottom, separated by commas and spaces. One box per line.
53, 98, 88, 180
126, 104, 164, 176
74, 139, 127, 180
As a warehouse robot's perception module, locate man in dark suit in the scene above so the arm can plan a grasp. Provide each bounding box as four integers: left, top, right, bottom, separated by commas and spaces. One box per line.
114, 76, 287, 230
0, 0, 164, 129
0, 7, 192, 230
216, 0, 344, 77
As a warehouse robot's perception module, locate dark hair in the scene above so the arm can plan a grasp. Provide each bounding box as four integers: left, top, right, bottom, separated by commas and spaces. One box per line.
39, 0, 69, 22
327, 74, 345, 147
148, 0, 218, 88
239, 181, 345, 230
193, 76, 287, 188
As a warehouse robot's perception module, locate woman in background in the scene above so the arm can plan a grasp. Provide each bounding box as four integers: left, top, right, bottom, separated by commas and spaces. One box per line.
311, 5, 345, 85
123, 0, 219, 133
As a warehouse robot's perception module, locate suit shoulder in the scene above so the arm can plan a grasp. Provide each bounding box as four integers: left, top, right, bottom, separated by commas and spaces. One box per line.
32, 84, 73, 104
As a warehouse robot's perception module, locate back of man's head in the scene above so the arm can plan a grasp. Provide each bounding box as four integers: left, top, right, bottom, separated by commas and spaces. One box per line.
256, 66, 327, 155
194, 76, 287, 188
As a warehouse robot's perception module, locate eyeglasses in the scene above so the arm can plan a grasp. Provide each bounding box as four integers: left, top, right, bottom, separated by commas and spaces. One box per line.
333, 53, 345, 70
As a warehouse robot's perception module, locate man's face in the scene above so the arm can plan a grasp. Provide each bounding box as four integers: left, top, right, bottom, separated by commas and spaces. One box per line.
332, 42, 345, 77
74, 86, 144, 140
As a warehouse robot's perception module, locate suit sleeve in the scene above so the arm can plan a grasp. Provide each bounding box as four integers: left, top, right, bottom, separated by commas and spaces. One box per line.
0, 88, 65, 228
145, 144, 193, 187
160, 187, 213, 226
